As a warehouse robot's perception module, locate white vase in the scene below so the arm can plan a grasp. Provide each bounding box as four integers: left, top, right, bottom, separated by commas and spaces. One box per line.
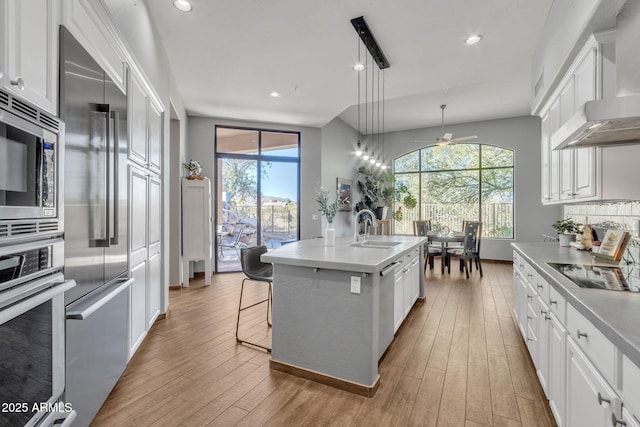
325, 223, 335, 247
558, 234, 575, 247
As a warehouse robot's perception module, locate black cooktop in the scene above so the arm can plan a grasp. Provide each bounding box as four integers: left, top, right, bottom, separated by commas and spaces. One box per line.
547, 263, 640, 293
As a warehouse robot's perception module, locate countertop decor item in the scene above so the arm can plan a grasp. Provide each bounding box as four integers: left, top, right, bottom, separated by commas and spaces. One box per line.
183, 159, 203, 179
316, 188, 345, 246
552, 219, 582, 247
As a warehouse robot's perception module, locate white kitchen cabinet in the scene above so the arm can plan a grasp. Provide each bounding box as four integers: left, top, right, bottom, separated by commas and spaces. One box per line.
537, 297, 550, 396
393, 262, 404, 333
621, 406, 640, 427
559, 147, 598, 201
548, 313, 566, 427
128, 69, 164, 173
182, 177, 212, 287
128, 165, 162, 357
0, 0, 58, 113
566, 337, 617, 427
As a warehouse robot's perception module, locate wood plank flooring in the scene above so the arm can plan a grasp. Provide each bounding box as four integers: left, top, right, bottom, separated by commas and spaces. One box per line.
92, 260, 556, 427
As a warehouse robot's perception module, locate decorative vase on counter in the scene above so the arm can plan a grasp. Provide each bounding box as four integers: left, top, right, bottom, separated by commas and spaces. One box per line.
558, 234, 575, 247
325, 222, 335, 247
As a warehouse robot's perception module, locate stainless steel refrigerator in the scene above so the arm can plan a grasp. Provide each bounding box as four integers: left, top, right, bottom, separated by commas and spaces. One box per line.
59, 26, 131, 427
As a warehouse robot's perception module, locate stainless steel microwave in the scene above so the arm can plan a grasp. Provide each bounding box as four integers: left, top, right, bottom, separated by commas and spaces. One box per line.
0, 89, 63, 222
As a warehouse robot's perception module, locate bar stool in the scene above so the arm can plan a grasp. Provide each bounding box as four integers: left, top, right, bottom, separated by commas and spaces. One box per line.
236, 245, 273, 352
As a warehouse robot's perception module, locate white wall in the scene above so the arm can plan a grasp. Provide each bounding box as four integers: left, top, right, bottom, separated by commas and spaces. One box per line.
187, 116, 322, 255
381, 115, 561, 261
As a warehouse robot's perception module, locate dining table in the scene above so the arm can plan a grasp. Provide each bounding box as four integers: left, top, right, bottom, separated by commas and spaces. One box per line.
426, 232, 466, 274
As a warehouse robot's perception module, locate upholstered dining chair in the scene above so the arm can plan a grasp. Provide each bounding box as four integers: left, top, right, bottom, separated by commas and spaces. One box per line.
446, 221, 482, 278
237, 245, 272, 352
413, 220, 441, 271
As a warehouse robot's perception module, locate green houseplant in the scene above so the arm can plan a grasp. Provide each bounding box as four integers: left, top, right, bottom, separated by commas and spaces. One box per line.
355, 166, 416, 221
552, 219, 582, 247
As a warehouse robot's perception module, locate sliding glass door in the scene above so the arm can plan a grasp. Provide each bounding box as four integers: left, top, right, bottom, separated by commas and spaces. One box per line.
215, 127, 300, 272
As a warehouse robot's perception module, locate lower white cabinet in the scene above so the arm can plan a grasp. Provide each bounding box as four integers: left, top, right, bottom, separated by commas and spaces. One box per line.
393, 249, 421, 333
393, 263, 404, 333
548, 313, 566, 427
128, 164, 163, 358
536, 297, 550, 396
566, 337, 617, 427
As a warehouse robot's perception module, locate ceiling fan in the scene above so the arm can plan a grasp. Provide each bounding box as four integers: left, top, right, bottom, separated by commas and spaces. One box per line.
419, 104, 478, 146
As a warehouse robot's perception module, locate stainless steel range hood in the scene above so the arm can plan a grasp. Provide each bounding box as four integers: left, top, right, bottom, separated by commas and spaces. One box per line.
553, 0, 640, 150
551, 94, 640, 149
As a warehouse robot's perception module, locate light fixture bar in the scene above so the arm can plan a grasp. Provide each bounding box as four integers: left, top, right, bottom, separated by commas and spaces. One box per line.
351, 16, 390, 70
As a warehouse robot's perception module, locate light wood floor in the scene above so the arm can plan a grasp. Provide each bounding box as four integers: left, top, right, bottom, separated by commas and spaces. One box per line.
92, 260, 556, 427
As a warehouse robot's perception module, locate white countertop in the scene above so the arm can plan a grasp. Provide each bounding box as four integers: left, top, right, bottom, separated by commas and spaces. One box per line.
261, 235, 427, 273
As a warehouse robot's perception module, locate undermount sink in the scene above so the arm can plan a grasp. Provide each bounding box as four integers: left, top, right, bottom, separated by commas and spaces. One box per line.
349, 241, 401, 249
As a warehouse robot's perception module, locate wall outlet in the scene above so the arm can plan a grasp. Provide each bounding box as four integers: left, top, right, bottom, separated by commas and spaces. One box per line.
350, 276, 361, 294
312, 214, 319, 220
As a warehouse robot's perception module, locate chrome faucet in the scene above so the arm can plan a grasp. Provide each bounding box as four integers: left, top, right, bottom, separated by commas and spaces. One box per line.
354, 209, 378, 243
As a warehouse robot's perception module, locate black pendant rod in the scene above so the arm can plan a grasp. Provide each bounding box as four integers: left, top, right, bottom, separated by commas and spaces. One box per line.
351, 16, 390, 70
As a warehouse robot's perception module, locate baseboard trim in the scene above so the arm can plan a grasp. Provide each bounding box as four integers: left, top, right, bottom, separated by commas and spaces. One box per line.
169, 285, 182, 291
269, 359, 380, 398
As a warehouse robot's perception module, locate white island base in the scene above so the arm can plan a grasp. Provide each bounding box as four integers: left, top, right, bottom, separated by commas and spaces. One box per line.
262, 236, 426, 397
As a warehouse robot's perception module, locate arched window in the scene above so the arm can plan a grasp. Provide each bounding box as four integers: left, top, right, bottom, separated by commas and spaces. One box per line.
394, 143, 514, 238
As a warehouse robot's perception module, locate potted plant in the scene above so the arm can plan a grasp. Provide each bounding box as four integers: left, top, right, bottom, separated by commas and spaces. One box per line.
355, 166, 416, 221
183, 159, 203, 179
552, 219, 582, 247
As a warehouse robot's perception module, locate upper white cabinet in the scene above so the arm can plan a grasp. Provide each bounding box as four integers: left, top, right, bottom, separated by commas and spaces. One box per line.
128, 69, 163, 173
539, 33, 610, 205
0, 0, 58, 113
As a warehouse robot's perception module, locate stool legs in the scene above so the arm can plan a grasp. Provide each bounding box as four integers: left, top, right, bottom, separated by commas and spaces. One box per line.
236, 278, 272, 352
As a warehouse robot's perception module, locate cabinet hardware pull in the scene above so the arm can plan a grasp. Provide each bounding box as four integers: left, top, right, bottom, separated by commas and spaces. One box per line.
527, 295, 533, 300
597, 392, 610, 405
549, 299, 557, 305
540, 310, 547, 315
526, 338, 533, 342
10, 77, 25, 90
537, 284, 544, 289
545, 315, 551, 321
527, 273, 533, 277
577, 330, 588, 339
527, 316, 533, 320
611, 413, 627, 426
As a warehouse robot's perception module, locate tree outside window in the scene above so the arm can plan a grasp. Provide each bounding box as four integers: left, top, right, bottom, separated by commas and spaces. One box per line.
393, 143, 514, 238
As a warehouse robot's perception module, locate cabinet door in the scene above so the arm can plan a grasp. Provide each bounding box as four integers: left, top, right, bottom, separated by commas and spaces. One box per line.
129, 260, 147, 357
129, 73, 148, 165
130, 166, 148, 267
574, 47, 597, 108
1, 0, 58, 113
549, 315, 566, 427
573, 147, 597, 199
537, 299, 550, 397
393, 266, 404, 333
147, 176, 162, 327
410, 255, 420, 305
566, 337, 616, 427
621, 406, 640, 427
541, 113, 552, 203
559, 77, 575, 126
147, 250, 161, 328
148, 100, 162, 172
514, 272, 528, 337
559, 151, 574, 200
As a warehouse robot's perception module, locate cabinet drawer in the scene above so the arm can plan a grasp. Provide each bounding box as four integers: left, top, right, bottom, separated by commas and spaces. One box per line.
513, 252, 521, 270
623, 355, 640, 415
536, 275, 550, 300
523, 260, 537, 285
548, 285, 566, 323
567, 304, 615, 384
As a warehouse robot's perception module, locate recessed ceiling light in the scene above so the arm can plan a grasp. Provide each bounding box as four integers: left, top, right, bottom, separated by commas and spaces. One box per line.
464, 35, 483, 46
269, 91, 281, 98
173, 0, 192, 12
353, 63, 365, 71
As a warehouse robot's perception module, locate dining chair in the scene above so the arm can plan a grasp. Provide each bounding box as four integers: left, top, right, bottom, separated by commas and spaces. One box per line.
218, 224, 247, 260
237, 245, 272, 352
413, 220, 441, 271
446, 221, 482, 278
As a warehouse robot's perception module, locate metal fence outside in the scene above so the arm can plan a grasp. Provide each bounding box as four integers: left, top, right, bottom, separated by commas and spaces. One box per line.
393, 203, 513, 238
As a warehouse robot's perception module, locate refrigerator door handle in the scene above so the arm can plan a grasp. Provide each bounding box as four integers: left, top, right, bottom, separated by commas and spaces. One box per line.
66, 277, 133, 320
89, 103, 111, 247
110, 110, 120, 246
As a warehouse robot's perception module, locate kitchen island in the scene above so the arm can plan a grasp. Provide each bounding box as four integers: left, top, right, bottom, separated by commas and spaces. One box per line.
261, 235, 427, 396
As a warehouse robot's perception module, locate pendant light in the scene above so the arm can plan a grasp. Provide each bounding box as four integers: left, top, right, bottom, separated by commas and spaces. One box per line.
369, 60, 376, 165
381, 69, 388, 170
355, 38, 363, 157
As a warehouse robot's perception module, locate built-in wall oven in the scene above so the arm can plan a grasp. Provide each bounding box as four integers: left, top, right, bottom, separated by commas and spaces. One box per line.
0, 89, 63, 242
0, 239, 76, 427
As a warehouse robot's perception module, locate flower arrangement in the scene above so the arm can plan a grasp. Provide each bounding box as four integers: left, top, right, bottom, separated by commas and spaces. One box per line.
316, 188, 344, 224
183, 159, 203, 179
